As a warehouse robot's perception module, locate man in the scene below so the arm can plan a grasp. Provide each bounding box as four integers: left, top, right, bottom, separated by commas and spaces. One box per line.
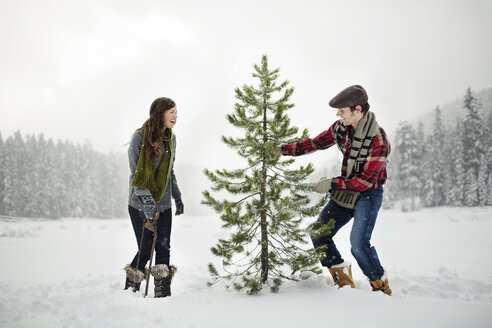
278, 85, 392, 295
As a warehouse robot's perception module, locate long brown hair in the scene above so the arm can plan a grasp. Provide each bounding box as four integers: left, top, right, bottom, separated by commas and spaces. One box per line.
136, 97, 176, 162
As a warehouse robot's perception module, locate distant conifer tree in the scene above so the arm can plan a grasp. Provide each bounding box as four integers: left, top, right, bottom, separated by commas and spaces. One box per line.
422, 107, 447, 206
395, 121, 421, 210
0, 132, 4, 214
478, 161, 488, 206
462, 88, 484, 206
447, 121, 465, 206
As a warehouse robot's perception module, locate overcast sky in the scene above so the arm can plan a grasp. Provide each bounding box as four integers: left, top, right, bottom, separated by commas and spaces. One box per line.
1, 0, 491, 168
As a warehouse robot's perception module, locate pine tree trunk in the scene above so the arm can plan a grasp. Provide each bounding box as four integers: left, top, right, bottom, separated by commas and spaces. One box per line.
260, 97, 268, 284
260, 187, 268, 283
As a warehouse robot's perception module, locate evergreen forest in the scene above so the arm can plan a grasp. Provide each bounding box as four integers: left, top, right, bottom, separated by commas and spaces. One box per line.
385, 88, 492, 210
0, 131, 128, 218
1, 88, 491, 218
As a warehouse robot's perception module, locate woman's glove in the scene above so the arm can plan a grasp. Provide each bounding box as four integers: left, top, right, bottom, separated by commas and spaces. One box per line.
134, 188, 158, 219
175, 198, 184, 216
138, 194, 158, 219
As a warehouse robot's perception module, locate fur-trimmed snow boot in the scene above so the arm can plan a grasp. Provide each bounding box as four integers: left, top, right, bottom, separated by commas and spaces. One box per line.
328, 262, 355, 288
369, 272, 392, 296
151, 264, 177, 298
124, 264, 145, 292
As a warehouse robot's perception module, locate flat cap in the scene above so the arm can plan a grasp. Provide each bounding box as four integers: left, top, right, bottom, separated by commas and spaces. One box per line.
329, 85, 368, 108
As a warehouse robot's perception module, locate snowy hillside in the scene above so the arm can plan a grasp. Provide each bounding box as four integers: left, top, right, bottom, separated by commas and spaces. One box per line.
414, 87, 492, 134
1, 207, 492, 327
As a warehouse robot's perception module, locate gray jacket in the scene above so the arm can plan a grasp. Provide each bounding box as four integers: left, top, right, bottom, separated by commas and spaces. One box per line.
128, 132, 181, 212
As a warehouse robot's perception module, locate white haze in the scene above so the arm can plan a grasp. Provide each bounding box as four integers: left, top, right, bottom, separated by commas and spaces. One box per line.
1, 0, 492, 170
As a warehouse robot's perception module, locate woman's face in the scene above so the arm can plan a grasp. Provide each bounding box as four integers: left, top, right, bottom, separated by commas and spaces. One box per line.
163, 106, 177, 129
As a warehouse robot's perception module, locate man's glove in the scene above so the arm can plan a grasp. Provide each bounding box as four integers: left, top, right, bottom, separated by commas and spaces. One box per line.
138, 194, 158, 219
175, 198, 184, 216
273, 146, 283, 155
313, 178, 333, 194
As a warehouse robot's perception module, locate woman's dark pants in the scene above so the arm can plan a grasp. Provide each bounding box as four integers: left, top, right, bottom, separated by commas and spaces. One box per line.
128, 205, 173, 271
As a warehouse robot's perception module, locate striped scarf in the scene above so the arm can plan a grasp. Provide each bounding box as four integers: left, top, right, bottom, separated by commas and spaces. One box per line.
330, 111, 380, 208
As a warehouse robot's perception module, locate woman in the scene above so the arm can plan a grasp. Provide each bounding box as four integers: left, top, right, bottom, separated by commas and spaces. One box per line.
124, 97, 184, 298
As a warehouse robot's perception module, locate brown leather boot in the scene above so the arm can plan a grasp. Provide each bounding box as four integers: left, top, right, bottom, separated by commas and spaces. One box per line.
370, 272, 392, 296
328, 262, 355, 288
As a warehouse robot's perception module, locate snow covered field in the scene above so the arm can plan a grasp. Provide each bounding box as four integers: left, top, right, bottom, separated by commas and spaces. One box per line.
1, 206, 492, 328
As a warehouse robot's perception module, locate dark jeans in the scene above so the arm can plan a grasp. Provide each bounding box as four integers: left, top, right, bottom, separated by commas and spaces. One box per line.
311, 187, 385, 281
129, 206, 173, 271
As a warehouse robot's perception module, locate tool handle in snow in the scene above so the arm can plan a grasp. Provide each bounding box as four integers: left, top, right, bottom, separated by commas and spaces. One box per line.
144, 212, 160, 297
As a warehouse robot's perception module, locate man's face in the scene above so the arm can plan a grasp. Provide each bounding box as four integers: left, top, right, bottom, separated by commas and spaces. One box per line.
336, 107, 358, 127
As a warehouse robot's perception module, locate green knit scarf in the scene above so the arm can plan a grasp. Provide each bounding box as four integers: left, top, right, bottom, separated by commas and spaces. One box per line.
130, 128, 173, 202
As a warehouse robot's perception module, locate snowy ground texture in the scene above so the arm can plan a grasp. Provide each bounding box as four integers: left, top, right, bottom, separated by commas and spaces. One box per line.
1, 207, 492, 328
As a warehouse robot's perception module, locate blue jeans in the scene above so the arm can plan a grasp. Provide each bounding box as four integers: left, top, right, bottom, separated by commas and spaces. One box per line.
129, 206, 173, 271
311, 187, 385, 281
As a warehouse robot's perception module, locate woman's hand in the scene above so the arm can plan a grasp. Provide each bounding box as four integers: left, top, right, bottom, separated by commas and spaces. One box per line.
138, 194, 158, 219
175, 198, 184, 216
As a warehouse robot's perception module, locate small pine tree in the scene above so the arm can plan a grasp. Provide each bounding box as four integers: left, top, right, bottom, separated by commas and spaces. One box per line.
202, 55, 327, 294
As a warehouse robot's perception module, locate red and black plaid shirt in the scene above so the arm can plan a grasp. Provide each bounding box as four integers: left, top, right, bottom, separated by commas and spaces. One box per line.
281, 120, 391, 192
